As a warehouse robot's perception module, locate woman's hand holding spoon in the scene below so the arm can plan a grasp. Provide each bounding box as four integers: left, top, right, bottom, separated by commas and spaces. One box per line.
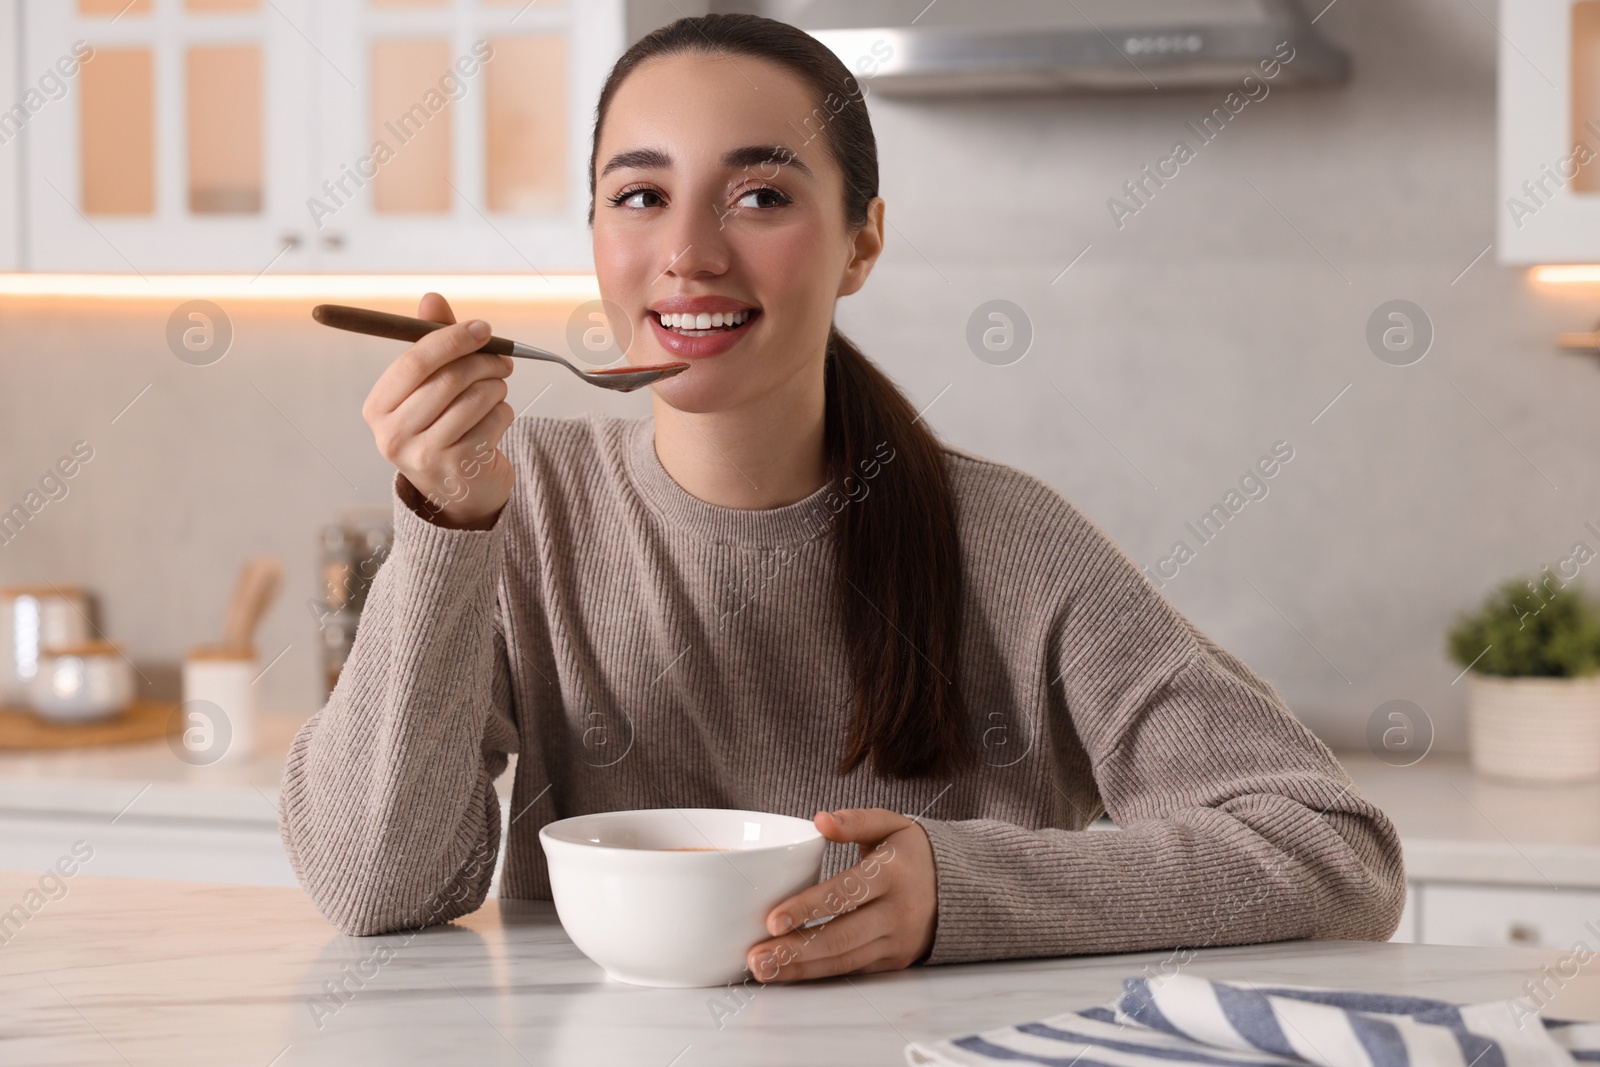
361, 292, 516, 530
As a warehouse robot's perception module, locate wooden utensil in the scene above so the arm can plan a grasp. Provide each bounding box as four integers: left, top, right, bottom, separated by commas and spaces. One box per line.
221, 556, 283, 656
311, 304, 689, 392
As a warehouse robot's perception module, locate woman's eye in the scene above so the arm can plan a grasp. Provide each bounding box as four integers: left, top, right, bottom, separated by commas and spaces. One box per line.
735, 187, 792, 210
609, 187, 662, 209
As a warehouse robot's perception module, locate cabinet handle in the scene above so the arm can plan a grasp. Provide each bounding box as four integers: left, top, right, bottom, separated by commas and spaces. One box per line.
321, 234, 345, 251
1507, 922, 1540, 945
279, 233, 302, 250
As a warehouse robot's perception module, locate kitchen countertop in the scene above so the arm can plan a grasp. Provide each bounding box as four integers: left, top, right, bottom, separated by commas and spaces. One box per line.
5, 873, 1597, 1066
5, 721, 1600, 889
0, 711, 518, 826
1341, 752, 1600, 887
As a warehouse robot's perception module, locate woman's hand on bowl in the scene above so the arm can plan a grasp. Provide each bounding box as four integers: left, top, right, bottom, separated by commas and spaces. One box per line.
745, 808, 936, 983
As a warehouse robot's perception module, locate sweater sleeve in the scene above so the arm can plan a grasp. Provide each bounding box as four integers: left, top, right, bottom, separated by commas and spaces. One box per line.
915, 505, 1407, 966
277, 475, 520, 936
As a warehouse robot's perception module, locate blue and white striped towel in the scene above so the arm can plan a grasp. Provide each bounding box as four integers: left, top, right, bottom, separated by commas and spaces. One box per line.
904, 973, 1600, 1066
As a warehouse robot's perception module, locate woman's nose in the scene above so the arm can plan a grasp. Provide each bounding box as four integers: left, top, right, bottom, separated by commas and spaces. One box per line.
657, 199, 733, 278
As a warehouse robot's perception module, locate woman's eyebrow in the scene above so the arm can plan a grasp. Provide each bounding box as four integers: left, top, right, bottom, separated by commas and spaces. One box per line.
723, 144, 813, 177
599, 144, 813, 179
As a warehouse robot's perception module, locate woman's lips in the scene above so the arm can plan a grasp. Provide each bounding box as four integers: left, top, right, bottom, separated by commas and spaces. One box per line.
647, 309, 760, 360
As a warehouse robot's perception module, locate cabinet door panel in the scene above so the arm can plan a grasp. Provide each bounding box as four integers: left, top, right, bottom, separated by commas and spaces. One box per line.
484, 33, 567, 216
23, 0, 312, 273
1419, 882, 1600, 949
1498, 0, 1600, 263
311, 0, 622, 273
368, 37, 455, 215
186, 42, 263, 213
80, 45, 156, 215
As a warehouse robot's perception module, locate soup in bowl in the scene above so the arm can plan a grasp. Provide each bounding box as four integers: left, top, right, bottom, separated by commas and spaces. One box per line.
538, 807, 826, 988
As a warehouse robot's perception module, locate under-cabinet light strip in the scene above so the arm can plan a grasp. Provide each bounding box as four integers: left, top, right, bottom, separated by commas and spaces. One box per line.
9, 268, 1600, 298
0, 274, 601, 301
1532, 266, 1600, 284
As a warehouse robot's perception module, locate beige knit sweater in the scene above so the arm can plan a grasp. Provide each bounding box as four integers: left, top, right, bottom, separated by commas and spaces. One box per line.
278, 413, 1405, 965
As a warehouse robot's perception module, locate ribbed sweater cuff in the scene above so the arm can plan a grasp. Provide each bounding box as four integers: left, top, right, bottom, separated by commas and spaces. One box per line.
917, 817, 1123, 966
918, 817, 1013, 966
389, 472, 507, 581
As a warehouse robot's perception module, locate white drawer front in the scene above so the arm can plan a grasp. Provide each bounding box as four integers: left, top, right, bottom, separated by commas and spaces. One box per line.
1419, 883, 1600, 950
0, 813, 297, 887
0, 803, 512, 892
1390, 884, 1418, 943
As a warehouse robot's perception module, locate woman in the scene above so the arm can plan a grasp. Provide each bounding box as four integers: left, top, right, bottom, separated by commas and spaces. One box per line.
279, 13, 1404, 983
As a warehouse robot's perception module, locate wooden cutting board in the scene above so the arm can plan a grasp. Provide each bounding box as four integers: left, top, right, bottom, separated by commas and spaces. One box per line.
0, 700, 180, 751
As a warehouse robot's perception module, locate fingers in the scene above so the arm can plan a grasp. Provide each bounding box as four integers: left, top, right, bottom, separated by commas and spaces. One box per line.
765, 835, 899, 938
815, 808, 914, 850
748, 903, 895, 982
752, 926, 896, 983
354, 294, 518, 527
746, 813, 938, 983
418, 291, 455, 325
365, 319, 507, 420
359, 292, 457, 423
779, 808, 912, 937
387, 354, 512, 442
414, 378, 509, 450
422, 389, 515, 459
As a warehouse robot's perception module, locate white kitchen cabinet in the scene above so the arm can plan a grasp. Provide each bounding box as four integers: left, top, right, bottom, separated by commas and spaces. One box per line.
1498, 0, 1600, 263
1390, 883, 1418, 943
311, 0, 624, 273
1417, 882, 1600, 950
0, 799, 512, 893
0, 0, 19, 270
0, 810, 300, 887
15, 0, 623, 274
22, 0, 316, 274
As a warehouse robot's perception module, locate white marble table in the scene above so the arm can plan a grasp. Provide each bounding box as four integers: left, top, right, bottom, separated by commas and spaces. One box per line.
6, 874, 1600, 1066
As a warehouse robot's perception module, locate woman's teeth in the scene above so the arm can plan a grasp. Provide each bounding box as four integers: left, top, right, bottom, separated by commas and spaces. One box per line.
657, 309, 753, 336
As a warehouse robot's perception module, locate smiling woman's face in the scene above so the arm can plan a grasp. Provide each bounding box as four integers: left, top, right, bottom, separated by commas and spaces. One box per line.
592, 53, 881, 414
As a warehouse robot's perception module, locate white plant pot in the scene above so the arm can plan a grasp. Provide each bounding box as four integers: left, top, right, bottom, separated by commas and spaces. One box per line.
1465, 672, 1600, 783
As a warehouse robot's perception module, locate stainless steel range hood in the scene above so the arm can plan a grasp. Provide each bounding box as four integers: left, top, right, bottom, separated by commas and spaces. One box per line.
713, 0, 1348, 96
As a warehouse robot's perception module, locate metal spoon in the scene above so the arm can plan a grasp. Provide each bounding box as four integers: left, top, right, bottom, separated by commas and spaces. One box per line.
311, 304, 689, 392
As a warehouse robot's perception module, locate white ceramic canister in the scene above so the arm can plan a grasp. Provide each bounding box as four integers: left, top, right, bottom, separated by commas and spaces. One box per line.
28, 641, 135, 723
1, 586, 92, 707
180, 647, 258, 764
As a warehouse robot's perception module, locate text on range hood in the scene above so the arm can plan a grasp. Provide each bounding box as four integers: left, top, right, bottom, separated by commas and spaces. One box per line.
737, 0, 1348, 95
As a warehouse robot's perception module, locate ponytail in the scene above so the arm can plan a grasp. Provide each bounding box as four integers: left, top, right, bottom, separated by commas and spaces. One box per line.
825, 327, 974, 780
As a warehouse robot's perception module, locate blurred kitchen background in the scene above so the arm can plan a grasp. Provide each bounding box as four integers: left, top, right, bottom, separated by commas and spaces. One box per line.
4, 0, 1600, 948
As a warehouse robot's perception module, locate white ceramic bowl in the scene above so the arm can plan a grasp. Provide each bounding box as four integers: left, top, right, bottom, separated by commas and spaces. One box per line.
539, 807, 825, 988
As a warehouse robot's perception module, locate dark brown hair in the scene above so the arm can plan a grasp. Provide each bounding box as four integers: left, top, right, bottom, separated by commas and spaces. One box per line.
588, 13, 973, 780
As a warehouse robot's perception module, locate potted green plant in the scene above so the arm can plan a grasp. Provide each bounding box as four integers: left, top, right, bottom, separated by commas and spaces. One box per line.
1446, 574, 1600, 783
